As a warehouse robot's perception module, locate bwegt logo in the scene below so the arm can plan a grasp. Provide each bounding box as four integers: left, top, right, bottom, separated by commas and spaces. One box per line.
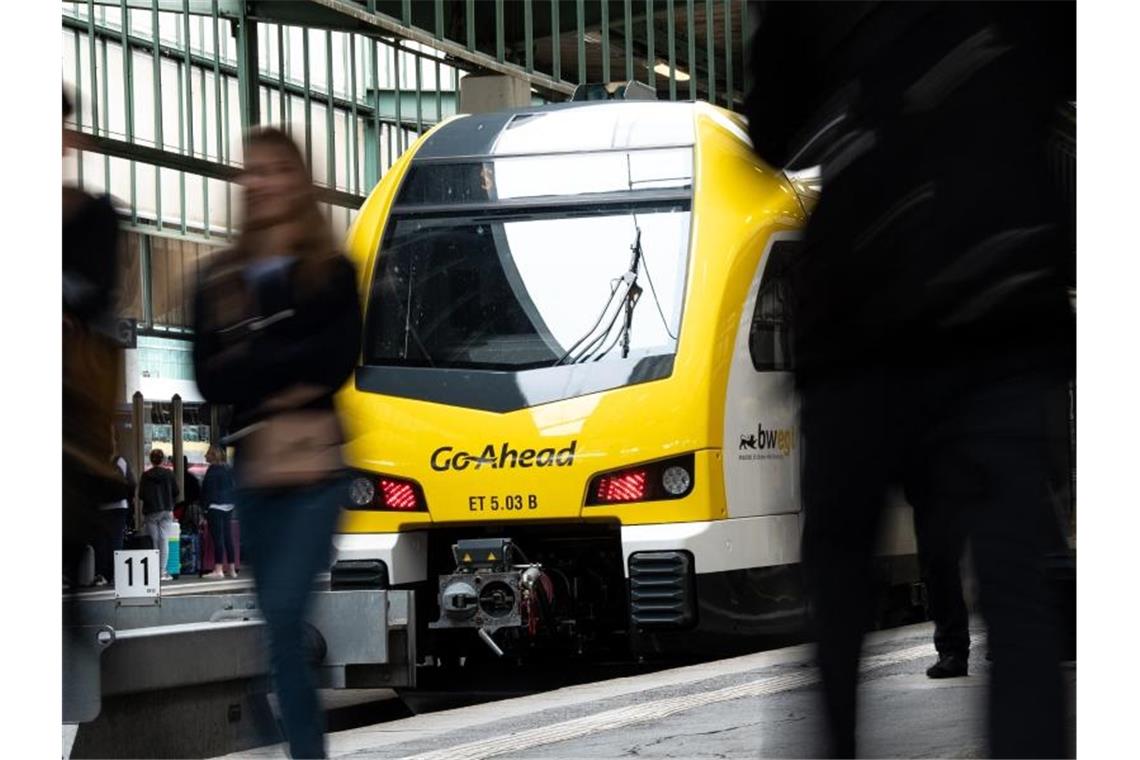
431, 441, 578, 472
738, 423, 795, 456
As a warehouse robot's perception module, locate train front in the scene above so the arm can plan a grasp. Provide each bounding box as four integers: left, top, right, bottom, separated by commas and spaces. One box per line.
334, 100, 804, 661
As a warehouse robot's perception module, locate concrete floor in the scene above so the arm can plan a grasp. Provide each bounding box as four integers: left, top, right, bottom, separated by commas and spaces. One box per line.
225, 621, 1076, 759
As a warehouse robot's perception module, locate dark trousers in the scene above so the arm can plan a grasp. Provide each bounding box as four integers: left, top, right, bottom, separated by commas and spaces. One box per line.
800, 362, 1069, 758
911, 492, 970, 659
94, 508, 129, 582
207, 508, 236, 566
239, 478, 344, 760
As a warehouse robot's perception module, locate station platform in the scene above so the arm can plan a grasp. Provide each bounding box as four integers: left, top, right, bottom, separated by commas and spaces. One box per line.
223, 621, 1075, 759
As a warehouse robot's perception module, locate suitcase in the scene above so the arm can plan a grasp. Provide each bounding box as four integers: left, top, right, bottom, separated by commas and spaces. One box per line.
180, 530, 201, 576
162, 520, 181, 578
123, 532, 154, 551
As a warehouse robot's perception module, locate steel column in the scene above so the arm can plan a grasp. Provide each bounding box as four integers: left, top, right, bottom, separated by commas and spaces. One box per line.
723, 0, 732, 108
349, 32, 359, 194
623, 0, 632, 82
705, 0, 715, 104
236, 3, 260, 131
326, 30, 335, 189
132, 391, 145, 531
551, 0, 561, 81
496, 0, 505, 63
172, 394, 184, 500
524, 0, 534, 73
645, 0, 654, 88
120, 0, 138, 223
72, 28, 85, 189
87, 0, 100, 136
577, 0, 586, 85
686, 0, 695, 100
601, 0, 610, 83
667, 0, 676, 100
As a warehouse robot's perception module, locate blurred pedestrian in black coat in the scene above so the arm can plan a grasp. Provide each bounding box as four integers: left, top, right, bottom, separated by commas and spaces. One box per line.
744, 2, 1075, 757
62, 89, 132, 586
193, 128, 361, 759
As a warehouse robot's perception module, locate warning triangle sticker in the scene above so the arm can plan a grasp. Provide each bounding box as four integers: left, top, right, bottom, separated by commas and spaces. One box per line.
487, 551, 497, 561
462, 553, 472, 562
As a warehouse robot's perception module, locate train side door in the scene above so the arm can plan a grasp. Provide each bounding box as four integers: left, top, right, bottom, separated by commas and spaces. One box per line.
722, 235, 801, 518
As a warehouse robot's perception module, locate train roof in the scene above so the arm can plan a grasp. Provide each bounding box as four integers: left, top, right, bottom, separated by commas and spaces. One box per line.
414, 100, 734, 161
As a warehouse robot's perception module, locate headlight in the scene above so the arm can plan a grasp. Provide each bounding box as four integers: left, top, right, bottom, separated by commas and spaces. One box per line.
349, 476, 375, 507
661, 465, 692, 496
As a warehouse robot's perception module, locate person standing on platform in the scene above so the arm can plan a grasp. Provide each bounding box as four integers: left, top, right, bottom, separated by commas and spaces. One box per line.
138, 447, 179, 582
201, 444, 237, 579
744, 2, 1075, 757
192, 128, 362, 759
94, 445, 136, 585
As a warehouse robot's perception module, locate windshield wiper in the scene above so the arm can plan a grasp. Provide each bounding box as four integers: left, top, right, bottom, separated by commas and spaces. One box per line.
554, 226, 644, 366
618, 227, 644, 359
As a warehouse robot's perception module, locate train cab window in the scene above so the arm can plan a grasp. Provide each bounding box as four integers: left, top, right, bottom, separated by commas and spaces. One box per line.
365, 205, 691, 371
749, 241, 797, 372
366, 146, 695, 375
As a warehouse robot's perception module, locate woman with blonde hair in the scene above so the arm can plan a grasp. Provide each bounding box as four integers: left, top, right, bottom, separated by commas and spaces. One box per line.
193, 128, 361, 759
200, 444, 236, 579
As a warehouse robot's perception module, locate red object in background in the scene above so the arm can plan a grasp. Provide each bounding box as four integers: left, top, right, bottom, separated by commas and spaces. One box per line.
200, 517, 241, 573
594, 470, 648, 503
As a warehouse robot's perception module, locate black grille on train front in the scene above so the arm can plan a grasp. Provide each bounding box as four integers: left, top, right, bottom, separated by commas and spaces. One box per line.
331, 559, 390, 590
629, 551, 696, 629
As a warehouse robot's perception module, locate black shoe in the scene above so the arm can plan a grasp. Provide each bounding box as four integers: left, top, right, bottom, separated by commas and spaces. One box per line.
926, 653, 968, 679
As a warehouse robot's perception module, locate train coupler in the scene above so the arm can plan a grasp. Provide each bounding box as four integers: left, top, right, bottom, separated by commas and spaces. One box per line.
429, 538, 555, 656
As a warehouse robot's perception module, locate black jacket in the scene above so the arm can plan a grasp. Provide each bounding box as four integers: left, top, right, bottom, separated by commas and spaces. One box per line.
63, 190, 119, 327
744, 1, 1075, 380
139, 466, 179, 515
192, 251, 362, 481
201, 464, 236, 507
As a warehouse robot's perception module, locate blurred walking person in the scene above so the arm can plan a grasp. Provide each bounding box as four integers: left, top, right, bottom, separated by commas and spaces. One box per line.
139, 448, 179, 581
192, 128, 362, 759
62, 89, 132, 587
201, 444, 237, 579
745, 2, 1075, 757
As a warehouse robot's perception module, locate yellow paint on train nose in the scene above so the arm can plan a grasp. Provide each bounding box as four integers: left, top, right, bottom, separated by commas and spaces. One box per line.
335, 102, 805, 535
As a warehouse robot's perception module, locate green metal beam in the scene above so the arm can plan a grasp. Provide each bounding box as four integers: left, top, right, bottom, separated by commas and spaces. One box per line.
62, 15, 421, 127
371, 88, 457, 125
68, 129, 368, 209
303, 0, 575, 98
83, 0, 239, 15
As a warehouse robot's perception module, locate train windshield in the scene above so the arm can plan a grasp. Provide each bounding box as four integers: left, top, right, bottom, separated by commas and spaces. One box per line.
363, 147, 693, 372
365, 204, 690, 371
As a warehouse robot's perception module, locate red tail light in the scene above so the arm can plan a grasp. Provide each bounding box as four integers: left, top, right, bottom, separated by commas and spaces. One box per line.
594, 469, 648, 503
379, 478, 419, 510
347, 471, 427, 511
585, 454, 695, 506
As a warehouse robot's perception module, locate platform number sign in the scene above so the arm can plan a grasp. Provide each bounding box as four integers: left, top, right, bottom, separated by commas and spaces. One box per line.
114, 549, 161, 604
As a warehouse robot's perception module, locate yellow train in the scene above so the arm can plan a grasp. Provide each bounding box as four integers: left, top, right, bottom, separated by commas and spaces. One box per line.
332, 100, 918, 660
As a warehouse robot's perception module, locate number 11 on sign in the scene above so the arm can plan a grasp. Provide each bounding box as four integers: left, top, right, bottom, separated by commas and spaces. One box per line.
114, 549, 161, 603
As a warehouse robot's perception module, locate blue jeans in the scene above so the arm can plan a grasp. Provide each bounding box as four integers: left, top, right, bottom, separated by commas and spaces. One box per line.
239, 478, 345, 759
